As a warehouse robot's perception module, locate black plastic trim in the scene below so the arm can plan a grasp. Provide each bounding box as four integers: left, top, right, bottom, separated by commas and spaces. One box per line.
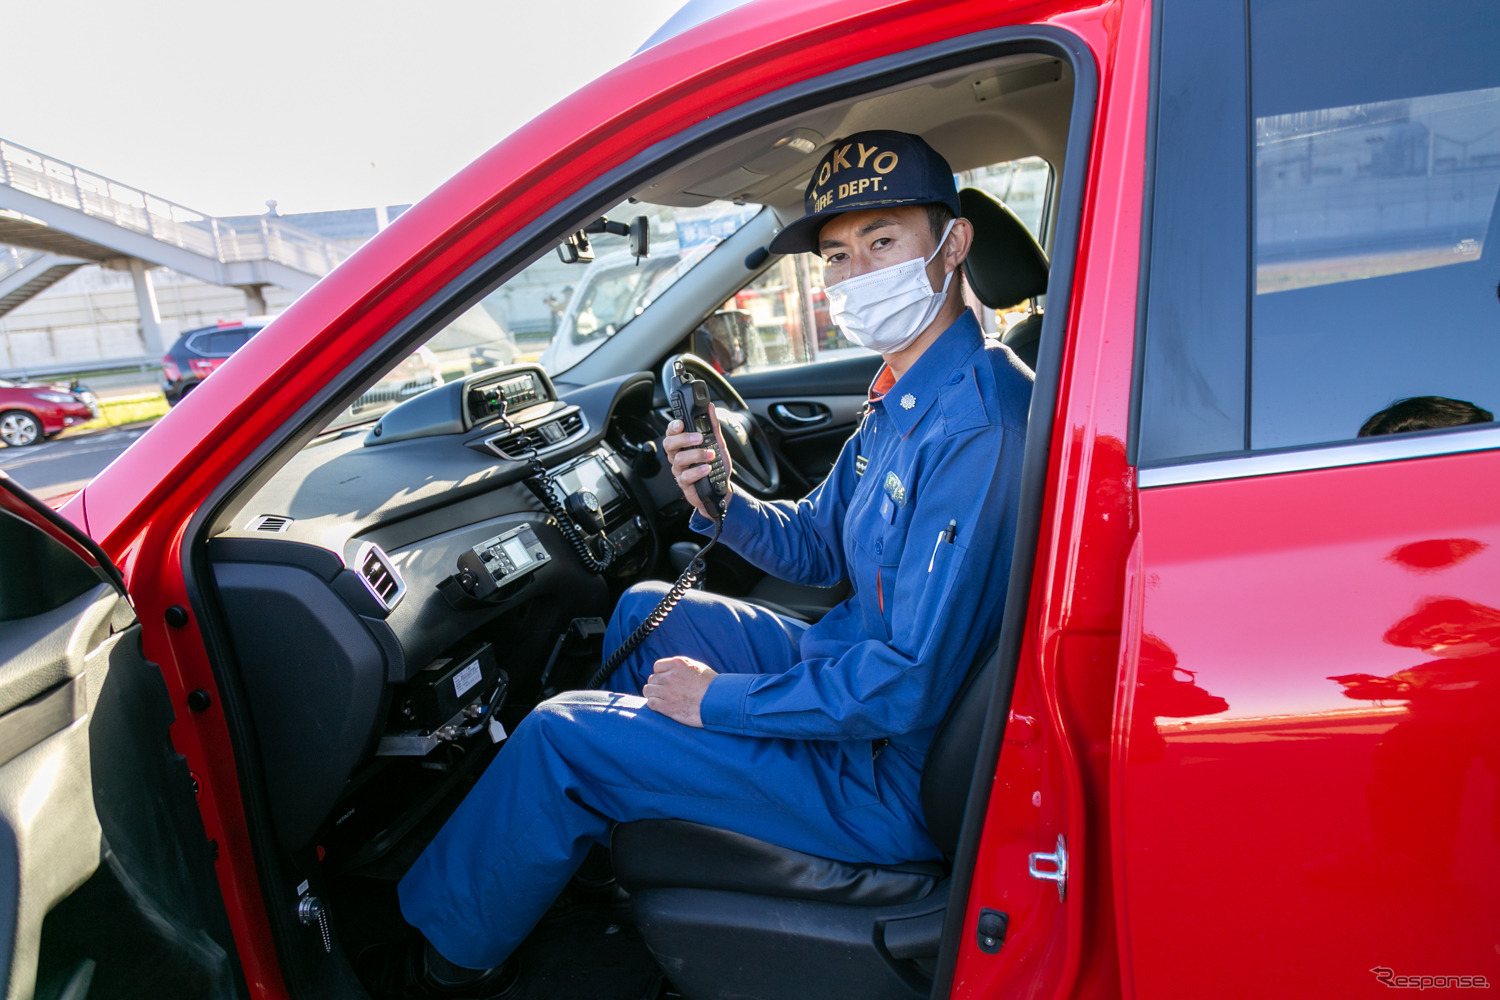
1125, 0, 1166, 469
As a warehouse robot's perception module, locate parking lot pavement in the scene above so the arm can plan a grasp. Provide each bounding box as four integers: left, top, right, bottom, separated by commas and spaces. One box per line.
0, 424, 155, 502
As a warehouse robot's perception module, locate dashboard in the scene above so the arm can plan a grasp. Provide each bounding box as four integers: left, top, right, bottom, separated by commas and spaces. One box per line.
206, 364, 676, 851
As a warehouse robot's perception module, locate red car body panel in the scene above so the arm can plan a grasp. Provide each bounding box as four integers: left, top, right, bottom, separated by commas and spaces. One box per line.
1124, 454, 1500, 997
40, 0, 1495, 996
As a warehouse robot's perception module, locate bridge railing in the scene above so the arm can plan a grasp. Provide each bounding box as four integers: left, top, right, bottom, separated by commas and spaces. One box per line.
0, 138, 347, 276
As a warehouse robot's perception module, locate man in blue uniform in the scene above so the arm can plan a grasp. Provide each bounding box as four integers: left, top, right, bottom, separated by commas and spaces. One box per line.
390, 131, 1033, 997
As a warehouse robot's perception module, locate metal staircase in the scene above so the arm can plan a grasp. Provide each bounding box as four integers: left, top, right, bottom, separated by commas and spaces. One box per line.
0, 137, 350, 327
0, 247, 88, 318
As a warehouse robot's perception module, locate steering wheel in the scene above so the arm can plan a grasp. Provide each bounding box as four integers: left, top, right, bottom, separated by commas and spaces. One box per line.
661, 353, 781, 496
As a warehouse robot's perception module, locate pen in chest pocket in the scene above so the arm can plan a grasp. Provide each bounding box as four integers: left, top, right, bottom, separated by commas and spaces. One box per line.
929, 519, 958, 572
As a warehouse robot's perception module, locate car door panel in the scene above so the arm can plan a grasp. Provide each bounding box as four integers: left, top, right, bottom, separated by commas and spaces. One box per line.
0, 583, 113, 1000
730, 354, 881, 487
1123, 452, 1500, 997
0, 480, 239, 1000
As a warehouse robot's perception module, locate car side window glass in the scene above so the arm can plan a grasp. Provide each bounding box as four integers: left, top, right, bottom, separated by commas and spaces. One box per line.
1248, 0, 1500, 449
1137, 0, 1500, 466
700, 256, 868, 376
714, 156, 1052, 377
0, 510, 100, 622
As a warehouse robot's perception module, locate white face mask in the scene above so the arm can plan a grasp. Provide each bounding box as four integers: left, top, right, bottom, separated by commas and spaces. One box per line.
825, 220, 955, 354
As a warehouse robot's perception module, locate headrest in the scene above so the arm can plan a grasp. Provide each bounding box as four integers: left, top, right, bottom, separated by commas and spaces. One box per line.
959, 188, 1049, 310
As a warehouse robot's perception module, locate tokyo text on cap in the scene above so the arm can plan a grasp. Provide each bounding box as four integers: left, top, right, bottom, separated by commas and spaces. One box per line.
767, 130, 962, 255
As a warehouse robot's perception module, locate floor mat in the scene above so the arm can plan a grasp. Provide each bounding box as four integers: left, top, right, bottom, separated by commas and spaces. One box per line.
333, 873, 666, 1000
514, 901, 664, 1000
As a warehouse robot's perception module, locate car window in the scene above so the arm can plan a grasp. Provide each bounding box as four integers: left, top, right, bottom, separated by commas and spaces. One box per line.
310, 199, 758, 432
703, 156, 1052, 377
1136, 0, 1500, 465
0, 509, 100, 622
436, 198, 755, 381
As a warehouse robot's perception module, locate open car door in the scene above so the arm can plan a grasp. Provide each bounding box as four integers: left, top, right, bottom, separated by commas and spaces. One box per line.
0, 471, 240, 1000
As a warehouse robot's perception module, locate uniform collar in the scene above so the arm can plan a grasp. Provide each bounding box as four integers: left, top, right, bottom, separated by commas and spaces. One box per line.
867, 310, 983, 436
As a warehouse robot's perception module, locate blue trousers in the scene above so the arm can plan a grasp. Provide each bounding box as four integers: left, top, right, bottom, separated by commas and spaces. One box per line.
397, 582, 938, 969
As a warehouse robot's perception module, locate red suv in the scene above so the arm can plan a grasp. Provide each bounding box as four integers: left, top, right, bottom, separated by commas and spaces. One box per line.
1, 0, 1496, 998
0, 377, 99, 447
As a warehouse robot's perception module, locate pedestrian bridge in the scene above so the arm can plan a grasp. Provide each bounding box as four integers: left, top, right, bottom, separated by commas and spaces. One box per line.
0, 137, 350, 347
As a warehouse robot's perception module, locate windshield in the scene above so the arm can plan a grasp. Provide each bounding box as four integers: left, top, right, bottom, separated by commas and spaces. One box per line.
321, 198, 759, 430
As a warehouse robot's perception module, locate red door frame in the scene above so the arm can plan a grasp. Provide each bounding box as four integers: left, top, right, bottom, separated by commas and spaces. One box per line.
62, 2, 1145, 995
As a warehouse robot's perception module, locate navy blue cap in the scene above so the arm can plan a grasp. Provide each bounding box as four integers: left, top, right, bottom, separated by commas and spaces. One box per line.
767, 130, 961, 255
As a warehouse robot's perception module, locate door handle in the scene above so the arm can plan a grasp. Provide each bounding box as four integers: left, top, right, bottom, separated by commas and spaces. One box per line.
771, 403, 830, 427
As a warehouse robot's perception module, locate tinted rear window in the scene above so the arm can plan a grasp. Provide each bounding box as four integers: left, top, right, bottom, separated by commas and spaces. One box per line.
1137, 0, 1500, 464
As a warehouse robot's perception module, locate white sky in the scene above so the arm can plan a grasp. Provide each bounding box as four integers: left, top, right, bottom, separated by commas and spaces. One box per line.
3, 0, 685, 217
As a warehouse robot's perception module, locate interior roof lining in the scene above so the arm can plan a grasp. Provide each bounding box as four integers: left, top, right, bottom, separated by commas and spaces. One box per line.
635, 50, 1074, 218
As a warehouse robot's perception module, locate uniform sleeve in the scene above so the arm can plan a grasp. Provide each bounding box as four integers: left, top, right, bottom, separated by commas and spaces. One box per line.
688, 430, 861, 588
698, 424, 1024, 741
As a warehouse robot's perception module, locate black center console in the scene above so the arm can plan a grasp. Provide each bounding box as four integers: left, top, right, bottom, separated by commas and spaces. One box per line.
550, 447, 651, 559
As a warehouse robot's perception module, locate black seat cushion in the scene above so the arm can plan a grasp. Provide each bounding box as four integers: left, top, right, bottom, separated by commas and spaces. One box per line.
1001, 313, 1042, 372
613, 820, 947, 907
744, 575, 851, 623
919, 649, 999, 858
959, 187, 1049, 310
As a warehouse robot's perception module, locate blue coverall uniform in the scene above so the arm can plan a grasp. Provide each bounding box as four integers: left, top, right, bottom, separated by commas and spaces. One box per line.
398, 311, 1033, 969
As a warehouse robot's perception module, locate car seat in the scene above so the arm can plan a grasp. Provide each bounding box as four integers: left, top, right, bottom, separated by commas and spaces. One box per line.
611, 640, 1000, 998
959, 188, 1050, 371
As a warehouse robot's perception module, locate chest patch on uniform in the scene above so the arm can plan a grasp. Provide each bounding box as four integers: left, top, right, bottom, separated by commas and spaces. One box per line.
882, 472, 907, 508
855, 455, 868, 476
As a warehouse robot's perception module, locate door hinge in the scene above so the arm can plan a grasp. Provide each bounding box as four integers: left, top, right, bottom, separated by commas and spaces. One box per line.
1028, 834, 1068, 901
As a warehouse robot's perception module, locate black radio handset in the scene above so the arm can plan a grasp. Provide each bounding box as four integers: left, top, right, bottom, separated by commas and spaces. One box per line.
668, 360, 730, 520
586, 362, 728, 689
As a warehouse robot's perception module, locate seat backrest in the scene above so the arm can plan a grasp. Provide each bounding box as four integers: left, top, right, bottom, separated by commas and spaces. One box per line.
919, 648, 1001, 858
959, 187, 1049, 311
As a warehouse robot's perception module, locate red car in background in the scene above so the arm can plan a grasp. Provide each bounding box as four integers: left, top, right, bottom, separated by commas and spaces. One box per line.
0, 377, 99, 447
1, 0, 1497, 998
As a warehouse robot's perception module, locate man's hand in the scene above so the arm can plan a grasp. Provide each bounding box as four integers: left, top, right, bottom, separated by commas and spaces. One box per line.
663, 418, 732, 521
643, 656, 718, 727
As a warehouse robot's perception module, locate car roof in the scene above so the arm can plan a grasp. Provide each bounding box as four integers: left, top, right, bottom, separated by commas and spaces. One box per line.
636, 0, 757, 53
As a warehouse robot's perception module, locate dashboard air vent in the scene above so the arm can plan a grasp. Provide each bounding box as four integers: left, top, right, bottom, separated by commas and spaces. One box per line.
247, 514, 293, 533
484, 407, 588, 459
355, 542, 405, 612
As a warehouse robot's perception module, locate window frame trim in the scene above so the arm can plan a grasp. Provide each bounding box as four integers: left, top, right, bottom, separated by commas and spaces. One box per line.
1137, 423, 1500, 487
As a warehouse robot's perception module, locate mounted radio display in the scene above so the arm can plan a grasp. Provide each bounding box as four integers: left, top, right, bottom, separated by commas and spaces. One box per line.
554, 456, 620, 507
467, 369, 550, 423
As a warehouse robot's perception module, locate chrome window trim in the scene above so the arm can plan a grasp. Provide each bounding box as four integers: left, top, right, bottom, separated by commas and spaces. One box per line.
1138, 426, 1500, 488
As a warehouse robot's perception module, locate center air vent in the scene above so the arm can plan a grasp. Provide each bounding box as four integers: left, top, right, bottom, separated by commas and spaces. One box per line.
484, 407, 588, 459
355, 542, 405, 612
247, 514, 294, 533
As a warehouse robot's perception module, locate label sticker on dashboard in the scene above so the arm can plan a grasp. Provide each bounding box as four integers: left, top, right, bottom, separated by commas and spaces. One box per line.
453, 661, 483, 699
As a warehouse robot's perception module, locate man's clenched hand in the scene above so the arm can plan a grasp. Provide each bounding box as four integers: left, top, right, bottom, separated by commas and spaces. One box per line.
643, 656, 718, 727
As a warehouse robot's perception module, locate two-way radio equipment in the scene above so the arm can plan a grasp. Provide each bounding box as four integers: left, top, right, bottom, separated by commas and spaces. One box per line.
586, 361, 730, 687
